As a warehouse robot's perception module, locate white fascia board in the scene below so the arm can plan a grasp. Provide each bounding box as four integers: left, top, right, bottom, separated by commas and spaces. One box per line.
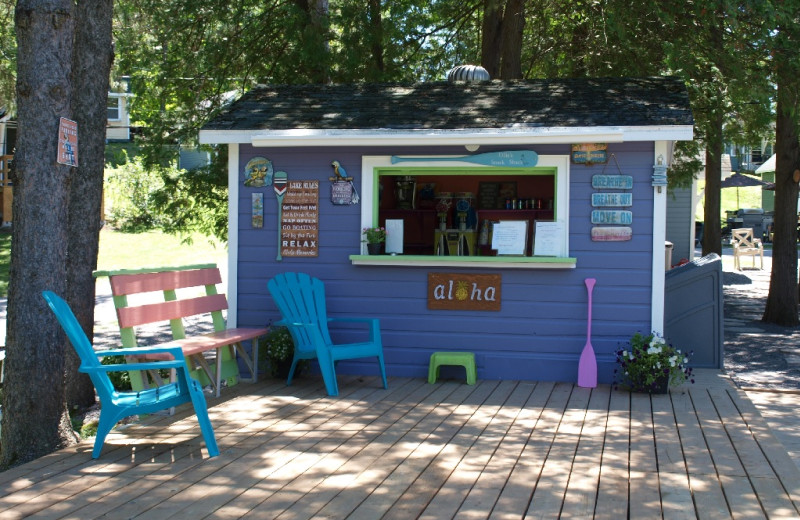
200, 125, 693, 146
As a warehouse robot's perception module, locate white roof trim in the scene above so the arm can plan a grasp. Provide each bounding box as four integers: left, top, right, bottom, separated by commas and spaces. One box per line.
199, 125, 693, 146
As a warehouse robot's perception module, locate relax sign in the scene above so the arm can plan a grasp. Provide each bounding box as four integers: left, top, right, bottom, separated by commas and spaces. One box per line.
427, 273, 502, 311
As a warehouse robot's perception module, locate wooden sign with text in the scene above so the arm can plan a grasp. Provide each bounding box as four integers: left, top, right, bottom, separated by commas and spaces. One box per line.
591, 192, 632, 207
591, 226, 633, 242
428, 273, 501, 311
280, 180, 319, 258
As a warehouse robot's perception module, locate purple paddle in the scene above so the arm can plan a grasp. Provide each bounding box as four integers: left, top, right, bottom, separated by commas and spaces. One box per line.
578, 278, 598, 388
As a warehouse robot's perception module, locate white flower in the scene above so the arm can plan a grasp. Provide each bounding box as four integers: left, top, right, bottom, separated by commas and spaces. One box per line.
683, 357, 689, 364
650, 336, 666, 347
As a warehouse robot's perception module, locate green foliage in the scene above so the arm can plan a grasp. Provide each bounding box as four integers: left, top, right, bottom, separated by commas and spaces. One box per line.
0, 2, 16, 112
259, 326, 307, 378
614, 332, 693, 393
100, 356, 133, 391
79, 420, 99, 439
104, 155, 166, 232
0, 230, 9, 297
99, 354, 171, 391
667, 140, 703, 190
149, 153, 228, 243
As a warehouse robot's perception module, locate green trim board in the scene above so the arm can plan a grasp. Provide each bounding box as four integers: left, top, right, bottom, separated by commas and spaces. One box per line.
350, 254, 576, 269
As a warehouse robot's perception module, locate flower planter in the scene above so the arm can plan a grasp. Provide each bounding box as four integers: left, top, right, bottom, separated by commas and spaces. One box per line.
367, 243, 382, 255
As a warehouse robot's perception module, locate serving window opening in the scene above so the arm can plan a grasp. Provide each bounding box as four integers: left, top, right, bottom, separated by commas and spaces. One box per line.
377, 169, 556, 257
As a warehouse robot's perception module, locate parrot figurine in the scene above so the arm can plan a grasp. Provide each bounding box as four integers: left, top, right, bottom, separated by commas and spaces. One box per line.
331, 160, 359, 204
331, 160, 347, 180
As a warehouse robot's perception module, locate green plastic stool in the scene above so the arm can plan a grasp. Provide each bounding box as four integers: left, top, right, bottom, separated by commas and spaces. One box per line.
428, 351, 477, 385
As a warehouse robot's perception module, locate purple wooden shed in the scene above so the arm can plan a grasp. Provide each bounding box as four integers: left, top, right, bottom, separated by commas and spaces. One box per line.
199, 77, 694, 384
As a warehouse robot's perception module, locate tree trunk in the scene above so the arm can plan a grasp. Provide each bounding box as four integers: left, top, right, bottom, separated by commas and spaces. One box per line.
481, 0, 503, 77
294, 0, 330, 83
64, 0, 114, 410
763, 80, 800, 325
499, 0, 524, 79
366, 0, 384, 81
702, 112, 723, 256
1, 0, 77, 468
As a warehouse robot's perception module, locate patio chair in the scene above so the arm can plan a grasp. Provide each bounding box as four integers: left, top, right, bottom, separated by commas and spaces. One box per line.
732, 227, 764, 270
267, 272, 388, 396
42, 291, 219, 458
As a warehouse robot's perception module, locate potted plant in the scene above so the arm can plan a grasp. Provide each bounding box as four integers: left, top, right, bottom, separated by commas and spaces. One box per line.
362, 226, 387, 255
259, 325, 305, 379
614, 332, 693, 393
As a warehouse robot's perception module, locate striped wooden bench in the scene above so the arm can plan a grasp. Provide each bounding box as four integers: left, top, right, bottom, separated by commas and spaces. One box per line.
94, 264, 267, 397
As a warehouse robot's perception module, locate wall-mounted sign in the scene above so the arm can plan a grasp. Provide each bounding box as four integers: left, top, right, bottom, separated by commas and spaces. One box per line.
280, 180, 319, 258
244, 157, 273, 187
571, 143, 607, 164
591, 192, 632, 207
592, 175, 633, 190
591, 210, 632, 225
329, 160, 360, 205
252, 192, 263, 228
57, 117, 78, 167
591, 226, 633, 242
331, 181, 354, 205
428, 273, 501, 311
391, 150, 538, 167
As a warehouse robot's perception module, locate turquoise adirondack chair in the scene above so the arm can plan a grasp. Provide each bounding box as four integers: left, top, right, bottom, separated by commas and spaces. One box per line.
267, 272, 388, 396
42, 291, 219, 458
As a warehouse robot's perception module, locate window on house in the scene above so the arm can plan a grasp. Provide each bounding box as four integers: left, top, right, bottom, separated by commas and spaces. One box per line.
107, 97, 121, 121
360, 155, 570, 262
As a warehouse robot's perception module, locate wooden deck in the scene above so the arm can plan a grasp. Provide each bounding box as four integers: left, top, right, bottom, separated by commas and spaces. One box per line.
1, 370, 799, 519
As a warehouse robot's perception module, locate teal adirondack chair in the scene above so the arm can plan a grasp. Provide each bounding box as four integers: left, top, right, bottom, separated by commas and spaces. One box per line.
42, 291, 219, 458
267, 272, 388, 396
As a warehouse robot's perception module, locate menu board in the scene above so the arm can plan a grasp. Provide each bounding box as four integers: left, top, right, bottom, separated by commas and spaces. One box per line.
280, 180, 319, 258
478, 182, 501, 209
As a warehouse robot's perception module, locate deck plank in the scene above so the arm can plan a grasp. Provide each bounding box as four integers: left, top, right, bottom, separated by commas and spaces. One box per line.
525, 383, 592, 519
651, 391, 696, 520
593, 388, 631, 520
560, 385, 610, 519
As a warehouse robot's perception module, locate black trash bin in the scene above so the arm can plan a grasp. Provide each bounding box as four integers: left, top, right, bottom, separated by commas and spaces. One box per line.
664, 253, 723, 368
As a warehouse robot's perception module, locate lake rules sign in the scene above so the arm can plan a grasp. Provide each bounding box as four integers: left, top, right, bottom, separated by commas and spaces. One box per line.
57, 117, 78, 167
280, 180, 319, 258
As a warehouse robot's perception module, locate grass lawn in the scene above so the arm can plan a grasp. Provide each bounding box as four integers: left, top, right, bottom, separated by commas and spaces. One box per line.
0, 228, 227, 298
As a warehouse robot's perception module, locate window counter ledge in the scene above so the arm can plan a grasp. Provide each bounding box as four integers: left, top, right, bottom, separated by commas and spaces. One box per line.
349, 255, 577, 269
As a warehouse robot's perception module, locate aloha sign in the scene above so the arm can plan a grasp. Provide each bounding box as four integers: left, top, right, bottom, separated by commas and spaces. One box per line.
428, 273, 502, 311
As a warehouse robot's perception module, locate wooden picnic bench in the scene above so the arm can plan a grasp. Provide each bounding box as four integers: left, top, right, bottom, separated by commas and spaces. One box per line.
94, 263, 267, 396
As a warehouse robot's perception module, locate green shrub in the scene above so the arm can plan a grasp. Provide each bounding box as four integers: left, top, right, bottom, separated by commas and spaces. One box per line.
100, 355, 133, 390
105, 155, 166, 232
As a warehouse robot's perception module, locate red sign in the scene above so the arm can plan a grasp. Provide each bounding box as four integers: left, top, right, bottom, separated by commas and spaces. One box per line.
57, 117, 78, 167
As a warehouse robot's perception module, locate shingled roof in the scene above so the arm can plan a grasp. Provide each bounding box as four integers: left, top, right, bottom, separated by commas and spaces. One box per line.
202, 77, 693, 133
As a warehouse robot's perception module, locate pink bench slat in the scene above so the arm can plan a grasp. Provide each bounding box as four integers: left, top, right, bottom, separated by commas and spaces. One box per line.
117, 294, 229, 329
138, 327, 269, 359
110, 268, 223, 296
